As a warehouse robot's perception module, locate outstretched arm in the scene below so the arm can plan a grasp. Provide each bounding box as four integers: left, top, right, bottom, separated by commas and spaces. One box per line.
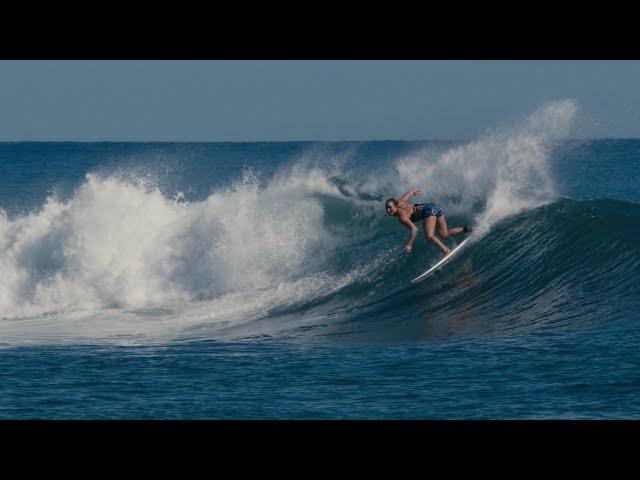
398, 214, 418, 253
398, 188, 422, 203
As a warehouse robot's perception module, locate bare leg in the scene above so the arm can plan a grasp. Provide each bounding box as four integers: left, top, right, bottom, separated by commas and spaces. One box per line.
424, 216, 450, 255
437, 215, 464, 239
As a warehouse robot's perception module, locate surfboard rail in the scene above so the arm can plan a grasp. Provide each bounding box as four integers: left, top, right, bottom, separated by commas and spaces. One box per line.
410, 235, 472, 284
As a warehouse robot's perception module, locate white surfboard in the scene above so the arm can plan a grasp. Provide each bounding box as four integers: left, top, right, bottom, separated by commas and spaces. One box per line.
410, 235, 472, 284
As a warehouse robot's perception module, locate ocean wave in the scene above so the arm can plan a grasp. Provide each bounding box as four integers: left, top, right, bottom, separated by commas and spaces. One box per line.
2, 99, 616, 345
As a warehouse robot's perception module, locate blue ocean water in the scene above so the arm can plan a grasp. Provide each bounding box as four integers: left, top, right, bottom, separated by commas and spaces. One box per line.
1, 101, 640, 418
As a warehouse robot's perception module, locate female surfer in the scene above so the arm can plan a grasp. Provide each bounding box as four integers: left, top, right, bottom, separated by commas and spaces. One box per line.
385, 188, 472, 256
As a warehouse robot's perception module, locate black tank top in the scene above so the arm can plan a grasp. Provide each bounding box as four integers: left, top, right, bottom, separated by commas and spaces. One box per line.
410, 203, 425, 222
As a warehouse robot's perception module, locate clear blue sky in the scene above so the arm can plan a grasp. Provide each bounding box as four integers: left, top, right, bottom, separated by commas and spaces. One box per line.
1, 61, 639, 141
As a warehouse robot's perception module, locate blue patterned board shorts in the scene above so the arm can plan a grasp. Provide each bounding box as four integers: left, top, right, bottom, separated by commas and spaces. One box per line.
421, 203, 444, 218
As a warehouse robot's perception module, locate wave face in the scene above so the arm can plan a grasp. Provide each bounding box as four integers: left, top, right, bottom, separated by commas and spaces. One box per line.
2, 100, 638, 345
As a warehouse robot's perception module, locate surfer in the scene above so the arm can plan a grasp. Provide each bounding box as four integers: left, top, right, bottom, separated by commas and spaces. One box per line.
385, 188, 472, 256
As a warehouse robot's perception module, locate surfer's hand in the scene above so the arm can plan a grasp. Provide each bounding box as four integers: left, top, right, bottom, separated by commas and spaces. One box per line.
413, 188, 421, 196
404, 245, 412, 253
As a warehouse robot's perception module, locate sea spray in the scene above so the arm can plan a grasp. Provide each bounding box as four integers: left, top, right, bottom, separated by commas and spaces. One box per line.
385, 99, 578, 234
